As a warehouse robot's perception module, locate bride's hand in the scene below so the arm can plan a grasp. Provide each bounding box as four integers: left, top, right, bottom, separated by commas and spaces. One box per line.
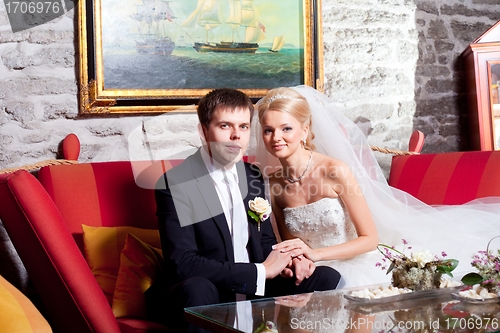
274, 293, 312, 307
273, 238, 318, 262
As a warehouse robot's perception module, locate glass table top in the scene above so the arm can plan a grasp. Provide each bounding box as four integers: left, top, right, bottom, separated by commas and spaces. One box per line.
185, 285, 500, 333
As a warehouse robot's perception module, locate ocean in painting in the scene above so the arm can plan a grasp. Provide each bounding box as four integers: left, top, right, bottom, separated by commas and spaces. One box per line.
102, 45, 304, 90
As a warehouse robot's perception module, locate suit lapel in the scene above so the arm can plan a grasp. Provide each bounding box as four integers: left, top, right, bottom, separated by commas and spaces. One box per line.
191, 150, 235, 263
238, 162, 263, 262
237, 161, 254, 233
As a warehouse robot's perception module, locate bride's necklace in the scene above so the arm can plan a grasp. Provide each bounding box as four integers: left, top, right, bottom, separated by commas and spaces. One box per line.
285, 149, 313, 183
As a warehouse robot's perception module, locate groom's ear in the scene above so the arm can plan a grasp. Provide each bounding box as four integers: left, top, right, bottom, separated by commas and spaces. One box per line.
198, 123, 207, 142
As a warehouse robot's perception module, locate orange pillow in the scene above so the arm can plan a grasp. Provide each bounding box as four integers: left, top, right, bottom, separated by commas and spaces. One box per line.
0, 275, 52, 333
111, 233, 163, 318
81, 225, 161, 304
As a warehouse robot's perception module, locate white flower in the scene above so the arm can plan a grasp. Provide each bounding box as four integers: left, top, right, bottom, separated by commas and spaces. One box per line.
249, 197, 272, 221
411, 250, 434, 268
248, 197, 272, 231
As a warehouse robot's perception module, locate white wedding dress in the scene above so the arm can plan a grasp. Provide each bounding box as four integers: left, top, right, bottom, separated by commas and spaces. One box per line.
282, 197, 391, 288
253, 85, 500, 289
282, 198, 382, 333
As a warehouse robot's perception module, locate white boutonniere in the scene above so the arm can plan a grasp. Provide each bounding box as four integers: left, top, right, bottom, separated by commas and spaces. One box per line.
248, 197, 271, 231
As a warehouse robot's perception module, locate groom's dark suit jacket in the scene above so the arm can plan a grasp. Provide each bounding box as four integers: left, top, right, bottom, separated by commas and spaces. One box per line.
155, 149, 277, 302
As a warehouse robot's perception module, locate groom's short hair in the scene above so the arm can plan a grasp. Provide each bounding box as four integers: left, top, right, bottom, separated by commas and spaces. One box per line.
197, 88, 254, 128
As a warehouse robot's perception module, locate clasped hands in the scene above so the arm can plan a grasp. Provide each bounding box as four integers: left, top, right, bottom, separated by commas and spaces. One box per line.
263, 238, 315, 286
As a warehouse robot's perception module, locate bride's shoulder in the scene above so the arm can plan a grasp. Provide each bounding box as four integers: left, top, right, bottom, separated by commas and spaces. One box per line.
314, 153, 350, 176
314, 152, 347, 168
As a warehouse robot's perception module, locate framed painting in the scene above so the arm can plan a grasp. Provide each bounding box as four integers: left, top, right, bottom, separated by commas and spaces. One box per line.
78, 0, 324, 114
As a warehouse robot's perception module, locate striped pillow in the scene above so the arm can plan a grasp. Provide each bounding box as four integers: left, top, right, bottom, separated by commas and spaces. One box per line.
0, 275, 52, 333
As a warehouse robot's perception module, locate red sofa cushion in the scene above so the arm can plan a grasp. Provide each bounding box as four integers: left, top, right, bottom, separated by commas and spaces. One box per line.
38, 162, 156, 230
388, 151, 500, 205
37, 161, 181, 250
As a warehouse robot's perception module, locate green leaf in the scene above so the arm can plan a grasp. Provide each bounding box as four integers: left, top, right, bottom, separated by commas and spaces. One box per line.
436, 259, 459, 277
461, 272, 484, 286
387, 261, 395, 274
377, 244, 405, 257
247, 210, 259, 223
253, 321, 265, 333
445, 259, 459, 270
439, 270, 453, 277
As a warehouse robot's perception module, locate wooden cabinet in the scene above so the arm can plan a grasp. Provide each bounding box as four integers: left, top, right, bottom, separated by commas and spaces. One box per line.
462, 21, 500, 150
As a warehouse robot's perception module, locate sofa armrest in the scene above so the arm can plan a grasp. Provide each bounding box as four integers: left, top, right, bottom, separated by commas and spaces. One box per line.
0, 171, 120, 333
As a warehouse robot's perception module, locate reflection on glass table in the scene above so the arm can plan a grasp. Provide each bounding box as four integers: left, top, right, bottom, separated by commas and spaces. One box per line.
184, 285, 500, 333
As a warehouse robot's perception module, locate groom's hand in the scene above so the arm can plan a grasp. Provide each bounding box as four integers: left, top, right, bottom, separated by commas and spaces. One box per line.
263, 249, 296, 279
289, 257, 315, 286
279, 267, 294, 279
273, 238, 318, 262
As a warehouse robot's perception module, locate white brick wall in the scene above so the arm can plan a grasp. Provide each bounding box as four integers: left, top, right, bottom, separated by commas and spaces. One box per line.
1, 1, 500, 174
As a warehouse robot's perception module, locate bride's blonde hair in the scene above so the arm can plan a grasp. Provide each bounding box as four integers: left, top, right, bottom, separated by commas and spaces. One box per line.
257, 87, 316, 150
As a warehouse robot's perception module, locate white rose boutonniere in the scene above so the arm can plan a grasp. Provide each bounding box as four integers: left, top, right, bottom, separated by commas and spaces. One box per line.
248, 197, 271, 231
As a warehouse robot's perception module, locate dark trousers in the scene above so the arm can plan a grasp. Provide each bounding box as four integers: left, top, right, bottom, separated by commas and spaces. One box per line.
146, 266, 341, 333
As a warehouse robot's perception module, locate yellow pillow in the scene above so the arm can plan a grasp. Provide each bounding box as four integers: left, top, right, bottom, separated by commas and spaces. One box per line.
111, 233, 163, 318
81, 225, 161, 304
0, 275, 52, 333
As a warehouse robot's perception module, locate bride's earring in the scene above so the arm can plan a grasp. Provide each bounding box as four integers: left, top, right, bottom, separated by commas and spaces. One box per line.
301, 138, 307, 147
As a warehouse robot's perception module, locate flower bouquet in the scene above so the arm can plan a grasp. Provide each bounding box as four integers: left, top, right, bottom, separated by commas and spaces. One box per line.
461, 236, 500, 296
377, 239, 459, 291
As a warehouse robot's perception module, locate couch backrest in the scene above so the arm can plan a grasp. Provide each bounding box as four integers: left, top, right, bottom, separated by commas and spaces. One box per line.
37, 160, 182, 252
388, 150, 500, 205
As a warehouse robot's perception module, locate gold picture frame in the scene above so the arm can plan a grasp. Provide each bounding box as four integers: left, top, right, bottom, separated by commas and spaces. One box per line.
78, 0, 323, 114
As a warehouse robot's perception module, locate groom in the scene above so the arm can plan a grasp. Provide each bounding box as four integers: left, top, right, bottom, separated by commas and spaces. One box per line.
149, 88, 341, 332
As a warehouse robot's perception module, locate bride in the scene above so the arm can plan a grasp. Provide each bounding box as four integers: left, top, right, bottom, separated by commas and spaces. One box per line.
253, 86, 500, 288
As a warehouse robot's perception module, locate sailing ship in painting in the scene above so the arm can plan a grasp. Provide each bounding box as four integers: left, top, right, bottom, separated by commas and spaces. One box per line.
182, 0, 266, 54
269, 35, 285, 52
177, 35, 186, 48
132, 0, 176, 55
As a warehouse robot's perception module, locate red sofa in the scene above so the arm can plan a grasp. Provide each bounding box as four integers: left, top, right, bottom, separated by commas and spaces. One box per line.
388, 150, 500, 204
0, 160, 182, 333
2, 147, 500, 333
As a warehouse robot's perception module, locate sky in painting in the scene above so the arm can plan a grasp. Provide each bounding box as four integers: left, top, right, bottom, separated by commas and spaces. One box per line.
100, 0, 303, 49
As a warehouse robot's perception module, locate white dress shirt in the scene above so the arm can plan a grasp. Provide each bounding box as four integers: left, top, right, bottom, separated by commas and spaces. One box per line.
200, 148, 266, 296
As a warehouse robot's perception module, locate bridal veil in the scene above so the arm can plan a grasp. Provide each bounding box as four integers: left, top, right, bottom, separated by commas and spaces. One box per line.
252, 85, 500, 285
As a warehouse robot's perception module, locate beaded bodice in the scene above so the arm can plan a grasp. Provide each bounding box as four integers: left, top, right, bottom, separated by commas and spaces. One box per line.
282, 197, 357, 249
